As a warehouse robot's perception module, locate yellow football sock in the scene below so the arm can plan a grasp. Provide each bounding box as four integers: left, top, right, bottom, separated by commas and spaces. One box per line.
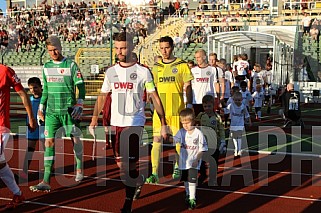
175, 143, 180, 168
151, 142, 162, 174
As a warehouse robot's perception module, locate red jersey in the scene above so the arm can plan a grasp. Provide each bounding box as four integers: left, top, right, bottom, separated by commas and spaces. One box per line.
0, 65, 24, 132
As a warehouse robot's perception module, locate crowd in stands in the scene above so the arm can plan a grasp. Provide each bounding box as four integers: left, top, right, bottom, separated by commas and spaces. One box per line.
0, 0, 163, 51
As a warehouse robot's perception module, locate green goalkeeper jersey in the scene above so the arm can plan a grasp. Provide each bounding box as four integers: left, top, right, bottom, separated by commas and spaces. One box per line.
41, 58, 85, 115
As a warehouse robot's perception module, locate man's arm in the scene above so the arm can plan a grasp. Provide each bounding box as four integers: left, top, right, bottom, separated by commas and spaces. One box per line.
90, 92, 108, 127
149, 90, 167, 139
184, 81, 193, 108
17, 89, 37, 131
219, 77, 225, 100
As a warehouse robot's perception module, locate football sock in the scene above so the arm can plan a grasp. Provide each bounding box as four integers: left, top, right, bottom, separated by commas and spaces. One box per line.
258, 110, 262, 118
189, 182, 196, 199
237, 138, 242, 152
43, 147, 55, 183
175, 143, 180, 169
73, 142, 83, 170
184, 181, 189, 195
233, 138, 238, 151
0, 164, 21, 195
151, 142, 161, 174
23, 146, 35, 174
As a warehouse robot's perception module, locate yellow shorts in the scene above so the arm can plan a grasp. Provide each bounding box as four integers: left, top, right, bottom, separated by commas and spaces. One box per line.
152, 113, 181, 138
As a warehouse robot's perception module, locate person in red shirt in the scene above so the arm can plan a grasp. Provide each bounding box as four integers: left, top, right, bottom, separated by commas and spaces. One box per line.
0, 64, 37, 210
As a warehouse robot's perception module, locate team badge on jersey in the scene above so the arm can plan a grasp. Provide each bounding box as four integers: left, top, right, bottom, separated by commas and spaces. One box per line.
130, 73, 137, 80
172, 68, 178, 74
76, 70, 82, 78
211, 119, 217, 126
60, 69, 65, 74
193, 138, 199, 145
206, 71, 211, 76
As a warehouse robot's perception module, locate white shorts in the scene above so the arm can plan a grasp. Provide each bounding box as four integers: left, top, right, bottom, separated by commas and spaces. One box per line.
0, 133, 11, 163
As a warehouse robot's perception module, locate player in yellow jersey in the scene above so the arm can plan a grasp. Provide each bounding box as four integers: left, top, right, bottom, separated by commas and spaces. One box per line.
146, 36, 194, 184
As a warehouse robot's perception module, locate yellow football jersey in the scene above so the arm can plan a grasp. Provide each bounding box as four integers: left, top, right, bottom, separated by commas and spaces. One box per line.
196, 112, 225, 149
152, 58, 193, 116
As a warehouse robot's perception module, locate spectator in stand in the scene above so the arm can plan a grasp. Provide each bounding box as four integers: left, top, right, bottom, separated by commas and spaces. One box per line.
302, 12, 311, 36
174, 0, 181, 15
173, 32, 182, 48
310, 25, 319, 41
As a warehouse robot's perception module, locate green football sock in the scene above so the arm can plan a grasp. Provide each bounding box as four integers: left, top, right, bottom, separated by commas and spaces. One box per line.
43, 147, 55, 183
73, 142, 83, 170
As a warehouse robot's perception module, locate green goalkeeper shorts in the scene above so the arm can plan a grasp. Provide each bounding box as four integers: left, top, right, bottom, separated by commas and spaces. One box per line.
44, 114, 81, 139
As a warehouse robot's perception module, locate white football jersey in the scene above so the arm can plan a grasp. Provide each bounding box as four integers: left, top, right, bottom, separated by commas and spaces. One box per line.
252, 91, 264, 107
226, 102, 250, 131
101, 63, 155, 127
224, 70, 234, 98
237, 60, 249, 76
241, 90, 252, 107
174, 127, 208, 170
191, 65, 222, 103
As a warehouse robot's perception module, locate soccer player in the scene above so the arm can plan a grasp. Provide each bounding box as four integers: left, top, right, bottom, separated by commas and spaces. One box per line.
226, 92, 251, 156
20, 77, 45, 180
191, 49, 224, 116
89, 32, 167, 213
196, 95, 225, 186
174, 108, 208, 210
146, 36, 194, 184
0, 64, 37, 209
30, 35, 86, 192
252, 84, 265, 121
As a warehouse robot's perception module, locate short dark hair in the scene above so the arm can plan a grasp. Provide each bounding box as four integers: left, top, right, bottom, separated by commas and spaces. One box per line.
240, 81, 247, 87
159, 36, 174, 47
202, 94, 214, 103
28, 77, 42, 86
114, 32, 133, 44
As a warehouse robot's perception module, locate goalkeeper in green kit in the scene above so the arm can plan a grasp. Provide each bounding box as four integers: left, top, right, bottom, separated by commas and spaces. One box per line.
30, 36, 86, 192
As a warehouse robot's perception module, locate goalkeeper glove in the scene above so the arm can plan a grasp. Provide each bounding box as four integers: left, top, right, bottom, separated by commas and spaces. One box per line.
219, 140, 227, 154
37, 104, 45, 126
70, 99, 83, 120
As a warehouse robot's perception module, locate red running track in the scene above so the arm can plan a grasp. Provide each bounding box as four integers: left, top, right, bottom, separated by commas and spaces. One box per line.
1, 137, 321, 212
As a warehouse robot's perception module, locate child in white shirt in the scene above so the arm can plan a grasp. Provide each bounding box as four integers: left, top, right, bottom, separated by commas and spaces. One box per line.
252, 85, 265, 121
174, 108, 208, 210
240, 81, 252, 113
226, 92, 251, 156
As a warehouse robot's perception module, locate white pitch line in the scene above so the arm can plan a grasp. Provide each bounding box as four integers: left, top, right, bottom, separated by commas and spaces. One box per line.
7, 147, 321, 177
0, 197, 111, 213
150, 183, 321, 202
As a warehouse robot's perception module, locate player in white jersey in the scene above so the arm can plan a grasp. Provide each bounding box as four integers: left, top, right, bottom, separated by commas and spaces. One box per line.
252, 85, 265, 121
235, 54, 249, 86
226, 92, 251, 156
191, 49, 224, 115
89, 32, 167, 213
174, 108, 208, 210
251, 63, 265, 93
240, 81, 252, 113
263, 68, 274, 114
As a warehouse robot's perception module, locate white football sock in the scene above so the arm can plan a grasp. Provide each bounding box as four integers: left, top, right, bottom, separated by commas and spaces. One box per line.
189, 182, 196, 200
0, 164, 21, 195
